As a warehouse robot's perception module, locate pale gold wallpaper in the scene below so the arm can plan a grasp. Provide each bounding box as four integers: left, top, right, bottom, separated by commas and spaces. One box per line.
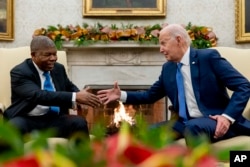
0, 0, 250, 48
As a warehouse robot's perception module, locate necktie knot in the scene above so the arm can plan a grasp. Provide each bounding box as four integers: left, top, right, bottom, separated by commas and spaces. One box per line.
177, 63, 183, 69
43, 72, 54, 92
43, 71, 50, 77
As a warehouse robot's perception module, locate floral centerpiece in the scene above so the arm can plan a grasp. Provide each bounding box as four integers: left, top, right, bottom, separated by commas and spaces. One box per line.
33, 22, 217, 50
0, 118, 229, 167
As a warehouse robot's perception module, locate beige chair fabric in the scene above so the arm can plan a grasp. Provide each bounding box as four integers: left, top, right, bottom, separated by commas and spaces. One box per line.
213, 47, 250, 119
0, 46, 68, 113
175, 47, 250, 153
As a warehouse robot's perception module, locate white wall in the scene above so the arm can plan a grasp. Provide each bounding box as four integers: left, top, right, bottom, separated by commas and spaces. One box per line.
0, 0, 250, 48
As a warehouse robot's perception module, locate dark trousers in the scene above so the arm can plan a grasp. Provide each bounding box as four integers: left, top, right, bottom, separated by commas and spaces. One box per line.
7, 113, 89, 139
150, 117, 250, 144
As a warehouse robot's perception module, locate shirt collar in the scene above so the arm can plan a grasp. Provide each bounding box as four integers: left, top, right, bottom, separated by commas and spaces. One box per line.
32, 61, 46, 76
180, 47, 190, 66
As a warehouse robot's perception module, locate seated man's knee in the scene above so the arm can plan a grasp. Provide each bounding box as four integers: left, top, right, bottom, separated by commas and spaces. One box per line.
184, 120, 202, 136
64, 115, 89, 136
8, 117, 30, 135
184, 118, 216, 141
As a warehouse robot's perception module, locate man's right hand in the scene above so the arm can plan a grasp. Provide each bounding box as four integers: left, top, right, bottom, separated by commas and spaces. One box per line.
76, 87, 101, 108
97, 81, 121, 105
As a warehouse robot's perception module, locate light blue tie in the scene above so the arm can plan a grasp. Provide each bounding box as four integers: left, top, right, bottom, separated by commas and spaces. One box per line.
43, 71, 60, 113
176, 63, 188, 122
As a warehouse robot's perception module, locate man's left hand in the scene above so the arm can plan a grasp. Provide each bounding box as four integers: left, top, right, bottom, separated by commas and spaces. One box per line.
209, 115, 231, 139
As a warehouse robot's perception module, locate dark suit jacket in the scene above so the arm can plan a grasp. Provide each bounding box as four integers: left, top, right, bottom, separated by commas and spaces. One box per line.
125, 48, 250, 128
4, 58, 79, 119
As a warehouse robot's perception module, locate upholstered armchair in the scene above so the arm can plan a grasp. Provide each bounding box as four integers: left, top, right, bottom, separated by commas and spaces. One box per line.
0, 46, 69, 148
0, 46, 68, 114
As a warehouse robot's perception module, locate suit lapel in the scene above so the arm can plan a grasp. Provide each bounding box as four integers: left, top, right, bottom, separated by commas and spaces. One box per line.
189, 48, 200, 101
173, 64, 179, 108
27, 59, 42, 87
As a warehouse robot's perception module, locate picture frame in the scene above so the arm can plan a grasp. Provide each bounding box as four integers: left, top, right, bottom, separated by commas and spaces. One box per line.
235, 0, 250, 43
0, 0, 14, 40
83, 0, 166, 17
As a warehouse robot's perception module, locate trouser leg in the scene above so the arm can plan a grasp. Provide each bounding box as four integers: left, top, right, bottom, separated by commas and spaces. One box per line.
184, 117, 236, 143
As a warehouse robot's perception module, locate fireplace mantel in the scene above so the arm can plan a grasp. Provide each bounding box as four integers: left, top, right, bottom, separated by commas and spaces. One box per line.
62, 41, 160, 49
63, 43, 165, 89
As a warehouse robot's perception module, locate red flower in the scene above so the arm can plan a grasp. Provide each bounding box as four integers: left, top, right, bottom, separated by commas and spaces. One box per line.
3, 155, 39, 167
123, 144, 154, 164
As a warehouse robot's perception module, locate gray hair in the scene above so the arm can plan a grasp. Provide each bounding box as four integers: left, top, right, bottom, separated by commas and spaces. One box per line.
30, 36, 56, 52
163, 24, 191, 46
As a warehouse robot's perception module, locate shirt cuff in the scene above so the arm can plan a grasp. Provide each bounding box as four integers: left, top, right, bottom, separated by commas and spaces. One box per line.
120, 91, 127, 103
222, 114, 235, 124
72, 92, 77, 109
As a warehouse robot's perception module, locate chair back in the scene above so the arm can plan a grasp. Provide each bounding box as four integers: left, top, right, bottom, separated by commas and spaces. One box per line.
212, 47, 250, 119
0, 46, 68, 111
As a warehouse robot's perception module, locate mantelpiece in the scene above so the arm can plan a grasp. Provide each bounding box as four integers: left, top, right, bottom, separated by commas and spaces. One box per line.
62, 43, 165, 89
62, 41, 160, 49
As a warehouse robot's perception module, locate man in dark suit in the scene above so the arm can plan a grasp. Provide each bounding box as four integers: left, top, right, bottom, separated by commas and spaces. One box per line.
97, 24, 250, 143
4, 36, 101, 139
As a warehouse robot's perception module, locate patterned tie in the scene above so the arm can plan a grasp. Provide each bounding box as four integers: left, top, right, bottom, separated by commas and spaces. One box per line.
176, 63, 188, 122
43, 71, 60, 113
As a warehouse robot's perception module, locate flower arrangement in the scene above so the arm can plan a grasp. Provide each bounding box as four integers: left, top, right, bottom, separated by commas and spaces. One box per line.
0, 118, 229, 167
33, 22, 217, 50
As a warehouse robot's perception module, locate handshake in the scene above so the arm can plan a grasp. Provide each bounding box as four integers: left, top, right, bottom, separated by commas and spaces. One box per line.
75, 82, 121, 108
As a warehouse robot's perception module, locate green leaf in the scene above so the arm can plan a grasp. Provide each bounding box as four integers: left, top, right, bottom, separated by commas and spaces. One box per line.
0, 122, 24, 162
